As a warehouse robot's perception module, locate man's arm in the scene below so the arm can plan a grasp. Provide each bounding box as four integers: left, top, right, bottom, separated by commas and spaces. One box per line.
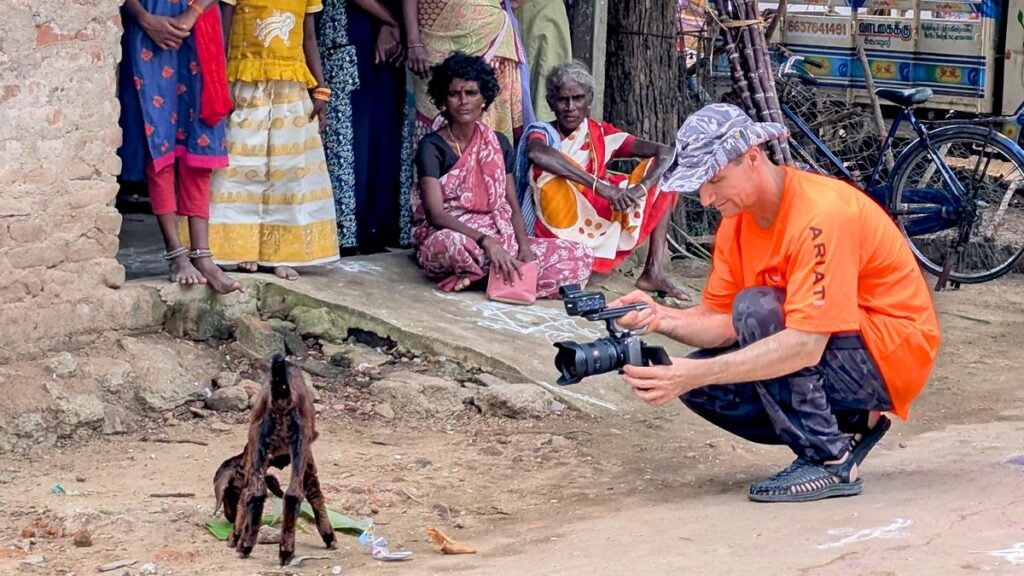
691, 328, 828, 385
623, 328, 829, 406
656, 303, 736, 350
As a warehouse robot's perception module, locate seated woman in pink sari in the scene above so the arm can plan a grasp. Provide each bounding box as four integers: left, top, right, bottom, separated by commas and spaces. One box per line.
413, 52, 592, 296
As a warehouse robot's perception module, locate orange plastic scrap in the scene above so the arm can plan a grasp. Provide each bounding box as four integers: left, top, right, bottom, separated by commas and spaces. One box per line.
426, 526, 477, 555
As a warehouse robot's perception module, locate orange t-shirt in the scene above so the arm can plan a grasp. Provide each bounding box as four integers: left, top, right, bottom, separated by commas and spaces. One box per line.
703, 167, 941, 420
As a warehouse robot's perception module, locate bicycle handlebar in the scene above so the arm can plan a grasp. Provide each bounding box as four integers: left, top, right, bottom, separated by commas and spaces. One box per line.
778, 54, 823, 86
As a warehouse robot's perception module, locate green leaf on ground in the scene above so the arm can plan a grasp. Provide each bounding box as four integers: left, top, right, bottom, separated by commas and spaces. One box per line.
205, 497, 370, 540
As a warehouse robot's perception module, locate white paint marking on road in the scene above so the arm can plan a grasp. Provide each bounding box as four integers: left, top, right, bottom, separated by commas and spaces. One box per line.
816, 518, 912, 550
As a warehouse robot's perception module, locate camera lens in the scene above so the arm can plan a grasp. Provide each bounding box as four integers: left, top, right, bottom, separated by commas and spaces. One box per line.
553, 337, 626, 385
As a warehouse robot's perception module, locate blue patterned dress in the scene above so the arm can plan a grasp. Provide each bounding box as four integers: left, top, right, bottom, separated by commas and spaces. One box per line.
317, 0, 413, 251
316, 2, 359, 249
117, 0, 228, 181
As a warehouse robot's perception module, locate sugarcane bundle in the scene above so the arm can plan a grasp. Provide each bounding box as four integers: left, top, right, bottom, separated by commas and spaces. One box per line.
711, 0, 793, 165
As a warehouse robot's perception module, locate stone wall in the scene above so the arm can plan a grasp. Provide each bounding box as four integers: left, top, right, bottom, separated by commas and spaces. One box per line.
0, 0, 165, 363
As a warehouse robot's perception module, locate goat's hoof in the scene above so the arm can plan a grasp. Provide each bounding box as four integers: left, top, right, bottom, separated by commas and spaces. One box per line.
325, 538, 338, 550
238, 545, 253, 559
279, 552, 294, 566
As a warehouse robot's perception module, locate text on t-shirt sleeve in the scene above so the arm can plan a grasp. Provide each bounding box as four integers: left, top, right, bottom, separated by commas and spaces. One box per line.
783, 209, 860, 333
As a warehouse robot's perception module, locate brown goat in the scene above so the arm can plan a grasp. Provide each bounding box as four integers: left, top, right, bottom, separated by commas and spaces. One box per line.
212, 354, 335, 565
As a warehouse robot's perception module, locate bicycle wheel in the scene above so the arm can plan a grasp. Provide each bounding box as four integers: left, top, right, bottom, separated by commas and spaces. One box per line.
888, 125, 1024, 283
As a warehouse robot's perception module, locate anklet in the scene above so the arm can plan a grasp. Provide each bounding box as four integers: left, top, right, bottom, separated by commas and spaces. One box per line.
162, 247, 189, 261
188, 249, 214, 260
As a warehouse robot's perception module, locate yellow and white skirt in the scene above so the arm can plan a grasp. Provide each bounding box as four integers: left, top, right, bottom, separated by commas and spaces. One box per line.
206, 80, 340, 267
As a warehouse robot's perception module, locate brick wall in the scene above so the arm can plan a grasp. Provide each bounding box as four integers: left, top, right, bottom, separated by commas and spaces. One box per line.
0, 0, 164, 363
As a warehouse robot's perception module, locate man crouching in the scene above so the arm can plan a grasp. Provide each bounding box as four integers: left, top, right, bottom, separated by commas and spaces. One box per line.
613, 103, 941, 502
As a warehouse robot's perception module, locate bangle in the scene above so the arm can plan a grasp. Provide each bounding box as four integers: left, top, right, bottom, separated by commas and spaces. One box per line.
591, 173, 598, 190
476, 233, 489, 246
638, 182, 649, 195
409, 42, 425, 49
187, 0, 204, 15
311, 86, 332, 102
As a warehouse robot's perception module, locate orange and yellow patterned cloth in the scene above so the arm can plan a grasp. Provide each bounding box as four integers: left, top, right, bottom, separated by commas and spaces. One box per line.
527, 119, 677, 274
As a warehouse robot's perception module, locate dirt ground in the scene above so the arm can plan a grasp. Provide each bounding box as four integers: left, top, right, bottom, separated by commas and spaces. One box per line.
1, 273, 1023, 576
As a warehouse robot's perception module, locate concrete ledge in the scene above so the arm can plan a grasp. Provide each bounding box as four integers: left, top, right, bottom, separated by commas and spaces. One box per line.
142, 252, 684, 414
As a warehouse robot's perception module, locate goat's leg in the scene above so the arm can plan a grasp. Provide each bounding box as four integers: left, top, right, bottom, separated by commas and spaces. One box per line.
227, 474, 248, 549
238, 417, 275, 558
222, 486, 242, 548
303, 457, 336, 549
280, 415, 311, 566
237, 475, 268, 558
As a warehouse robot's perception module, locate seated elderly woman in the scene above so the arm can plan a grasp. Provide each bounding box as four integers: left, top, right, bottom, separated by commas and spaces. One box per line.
519, 61, 685, 299
413, 52, 593, 296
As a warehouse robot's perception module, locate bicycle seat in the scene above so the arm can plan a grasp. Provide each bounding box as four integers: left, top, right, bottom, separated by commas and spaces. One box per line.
875, 87, 933, 107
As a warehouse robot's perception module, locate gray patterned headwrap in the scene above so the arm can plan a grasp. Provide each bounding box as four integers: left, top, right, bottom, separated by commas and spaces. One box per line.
659, 103, 789, 197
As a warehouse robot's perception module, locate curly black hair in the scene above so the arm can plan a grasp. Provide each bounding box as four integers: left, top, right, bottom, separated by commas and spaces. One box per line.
427, 52, 502, 113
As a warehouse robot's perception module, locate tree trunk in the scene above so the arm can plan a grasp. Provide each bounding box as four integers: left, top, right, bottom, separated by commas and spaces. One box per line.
604, 0, 680, 143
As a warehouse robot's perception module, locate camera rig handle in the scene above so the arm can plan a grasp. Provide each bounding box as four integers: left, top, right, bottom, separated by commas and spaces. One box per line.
583, 303, 649, 338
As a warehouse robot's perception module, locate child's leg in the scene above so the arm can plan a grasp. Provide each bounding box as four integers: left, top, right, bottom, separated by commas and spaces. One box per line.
146, 160, 206, 285
179, 163, 243, 294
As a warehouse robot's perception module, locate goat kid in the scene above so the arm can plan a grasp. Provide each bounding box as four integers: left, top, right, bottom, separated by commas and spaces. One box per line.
212, 354, 335, 565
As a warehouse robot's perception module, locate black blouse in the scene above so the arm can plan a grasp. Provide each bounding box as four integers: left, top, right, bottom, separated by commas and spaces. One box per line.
415, 131, 515, 180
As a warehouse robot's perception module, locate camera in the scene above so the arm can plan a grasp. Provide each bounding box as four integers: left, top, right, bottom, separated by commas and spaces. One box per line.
553, 285, 671, 386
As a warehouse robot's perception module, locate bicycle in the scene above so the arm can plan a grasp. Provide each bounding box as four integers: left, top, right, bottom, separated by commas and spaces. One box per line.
776, 54, 1024, 289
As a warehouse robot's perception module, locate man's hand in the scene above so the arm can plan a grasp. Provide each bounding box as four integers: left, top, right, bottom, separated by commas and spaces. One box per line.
608, 290, 661, 334
622, 358, 704, 406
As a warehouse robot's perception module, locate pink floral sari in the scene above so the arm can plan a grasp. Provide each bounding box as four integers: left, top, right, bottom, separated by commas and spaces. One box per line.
413, 123, 592, 297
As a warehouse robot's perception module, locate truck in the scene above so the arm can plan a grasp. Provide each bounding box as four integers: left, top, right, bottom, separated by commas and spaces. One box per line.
777, 0, 1024, 136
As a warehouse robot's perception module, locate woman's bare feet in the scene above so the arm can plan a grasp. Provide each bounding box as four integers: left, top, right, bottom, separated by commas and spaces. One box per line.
169, 254, 207, 285
236, 261, 259, 273
636, 269, 690, 301
274, 266, 299, 281
453, 276, 472, 291
192, 256, 244, 294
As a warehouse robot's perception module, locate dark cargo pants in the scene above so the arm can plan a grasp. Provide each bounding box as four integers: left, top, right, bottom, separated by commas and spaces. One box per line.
682, 287, 894, 462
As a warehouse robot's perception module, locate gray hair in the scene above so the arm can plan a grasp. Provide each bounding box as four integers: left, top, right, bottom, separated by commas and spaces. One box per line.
545, 61, 595, 102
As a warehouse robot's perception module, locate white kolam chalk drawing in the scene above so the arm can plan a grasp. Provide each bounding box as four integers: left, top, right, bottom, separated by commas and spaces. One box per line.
434, 291, 600, 343
974, 542, 1024, 565
328, 260, 383, 273
816, 518, 912, 550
